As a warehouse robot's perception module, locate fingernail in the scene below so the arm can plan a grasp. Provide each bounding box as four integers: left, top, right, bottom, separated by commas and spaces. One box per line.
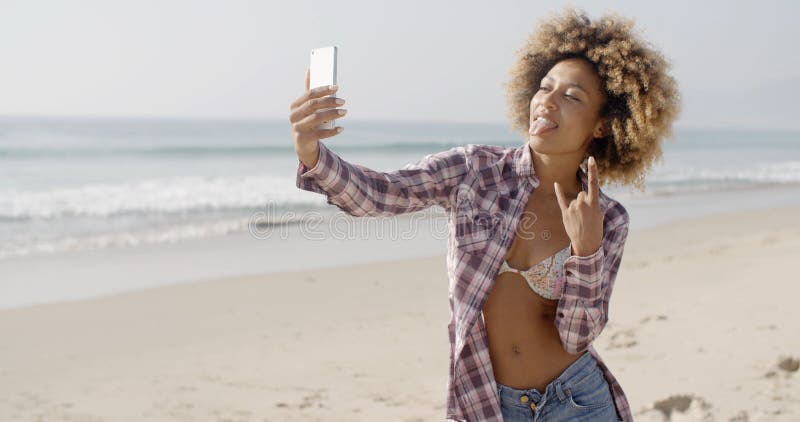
329, 85, 338, 91
335, 98, 345, 105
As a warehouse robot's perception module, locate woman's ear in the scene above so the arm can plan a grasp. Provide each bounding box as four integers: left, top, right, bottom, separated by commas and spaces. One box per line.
592, 120, 606, 138
592, 119, 606, 139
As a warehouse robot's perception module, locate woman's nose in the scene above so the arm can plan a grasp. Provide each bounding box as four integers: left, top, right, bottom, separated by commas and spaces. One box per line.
540, 91, 557, 110
534, 91, 557, 111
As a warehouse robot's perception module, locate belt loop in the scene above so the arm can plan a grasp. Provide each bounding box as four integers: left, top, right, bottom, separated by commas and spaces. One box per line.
555, 380, 566, 402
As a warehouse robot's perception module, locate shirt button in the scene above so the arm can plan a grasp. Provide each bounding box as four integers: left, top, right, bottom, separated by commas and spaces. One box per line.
519, 395, 529, 403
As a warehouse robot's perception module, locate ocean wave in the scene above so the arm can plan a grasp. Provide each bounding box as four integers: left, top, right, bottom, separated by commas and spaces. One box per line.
0, 218, 251, 259
0, 209, 342, 260
0, 175, 328, 220
4, 161, 800, 220
647, 161, 800, 184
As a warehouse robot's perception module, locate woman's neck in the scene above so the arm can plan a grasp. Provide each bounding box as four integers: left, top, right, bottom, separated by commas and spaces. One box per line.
529, 144, 583, 198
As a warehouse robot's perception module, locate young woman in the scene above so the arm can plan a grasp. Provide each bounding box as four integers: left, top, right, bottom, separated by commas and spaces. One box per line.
290, 7, 680, 422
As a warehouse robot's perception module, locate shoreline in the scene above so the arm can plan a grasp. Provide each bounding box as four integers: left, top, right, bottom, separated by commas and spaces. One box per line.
3, 181, 800, 311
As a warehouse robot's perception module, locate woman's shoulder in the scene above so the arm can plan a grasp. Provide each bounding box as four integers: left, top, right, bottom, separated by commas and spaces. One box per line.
457, 143, 518, 176
462, 143, 515, 163
415, 143, 508, 166
458, 144, 518, 191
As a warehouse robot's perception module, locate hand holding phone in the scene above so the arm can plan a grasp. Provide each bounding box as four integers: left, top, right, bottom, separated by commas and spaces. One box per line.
289, 45, 346, 169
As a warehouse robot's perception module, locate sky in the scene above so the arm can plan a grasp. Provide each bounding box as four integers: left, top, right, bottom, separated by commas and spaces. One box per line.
1, 0, 798, 131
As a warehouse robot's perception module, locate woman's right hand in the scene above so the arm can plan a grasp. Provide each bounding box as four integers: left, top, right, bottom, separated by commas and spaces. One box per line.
289, 67, 347, 169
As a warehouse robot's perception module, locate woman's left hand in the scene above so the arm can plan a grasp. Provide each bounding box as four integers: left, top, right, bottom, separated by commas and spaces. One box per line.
554, 156, 604, 257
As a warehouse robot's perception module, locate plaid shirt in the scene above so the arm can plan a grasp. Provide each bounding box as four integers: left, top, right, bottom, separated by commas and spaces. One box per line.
296, 140, 633, 422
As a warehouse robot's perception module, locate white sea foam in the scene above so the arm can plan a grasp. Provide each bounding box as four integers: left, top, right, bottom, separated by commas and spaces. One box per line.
648, 161, 800, 184
0, 212, 319, 260
0, 175, 326, 220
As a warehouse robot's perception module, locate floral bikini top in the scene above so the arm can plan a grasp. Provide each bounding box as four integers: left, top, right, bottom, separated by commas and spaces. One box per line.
497, 244, 571, 300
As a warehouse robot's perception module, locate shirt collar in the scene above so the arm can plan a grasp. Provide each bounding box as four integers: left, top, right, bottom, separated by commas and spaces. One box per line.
514, 142, 539, 186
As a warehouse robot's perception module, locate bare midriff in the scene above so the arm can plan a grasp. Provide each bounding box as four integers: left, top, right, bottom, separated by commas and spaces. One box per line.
482, 190, 585, 392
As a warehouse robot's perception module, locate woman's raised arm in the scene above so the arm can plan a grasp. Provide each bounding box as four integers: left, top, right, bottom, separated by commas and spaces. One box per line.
290, 68, 469, 216
296, 142, 469, 216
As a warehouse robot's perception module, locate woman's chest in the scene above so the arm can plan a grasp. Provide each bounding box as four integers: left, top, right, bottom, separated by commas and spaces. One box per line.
451, 179, 569, 260
503, 195, 571, 269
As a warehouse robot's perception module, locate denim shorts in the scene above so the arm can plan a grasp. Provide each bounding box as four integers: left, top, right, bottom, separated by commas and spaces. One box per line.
495, 351, 622, 422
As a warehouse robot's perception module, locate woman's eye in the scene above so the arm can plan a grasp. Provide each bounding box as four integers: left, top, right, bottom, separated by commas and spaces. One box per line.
539, 86, 579, 101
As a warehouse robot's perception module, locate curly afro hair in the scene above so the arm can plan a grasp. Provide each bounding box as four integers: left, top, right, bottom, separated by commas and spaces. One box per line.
503, 6, 681, 190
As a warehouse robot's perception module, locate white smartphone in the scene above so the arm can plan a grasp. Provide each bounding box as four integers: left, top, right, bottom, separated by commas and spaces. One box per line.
309, 45, 338, 130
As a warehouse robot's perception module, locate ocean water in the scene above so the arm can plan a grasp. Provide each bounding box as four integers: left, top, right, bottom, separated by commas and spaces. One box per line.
2, 115, 800, 261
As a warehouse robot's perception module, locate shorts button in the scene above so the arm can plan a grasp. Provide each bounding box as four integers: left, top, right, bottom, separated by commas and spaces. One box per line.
519, 395, 529, 403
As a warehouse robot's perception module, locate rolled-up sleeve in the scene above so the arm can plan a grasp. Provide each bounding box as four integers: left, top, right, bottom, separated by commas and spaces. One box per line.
554, 209, 630, 354
296, 140, 469, 216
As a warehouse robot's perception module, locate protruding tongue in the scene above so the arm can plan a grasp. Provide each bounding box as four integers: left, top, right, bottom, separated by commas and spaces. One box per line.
531, 119, 558, 135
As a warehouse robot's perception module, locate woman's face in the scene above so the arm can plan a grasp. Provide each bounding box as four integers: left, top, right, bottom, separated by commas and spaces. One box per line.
529, 57, 606, 156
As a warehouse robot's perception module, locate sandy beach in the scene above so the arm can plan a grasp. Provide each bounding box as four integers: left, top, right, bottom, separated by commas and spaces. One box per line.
1, 204, 799, 421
